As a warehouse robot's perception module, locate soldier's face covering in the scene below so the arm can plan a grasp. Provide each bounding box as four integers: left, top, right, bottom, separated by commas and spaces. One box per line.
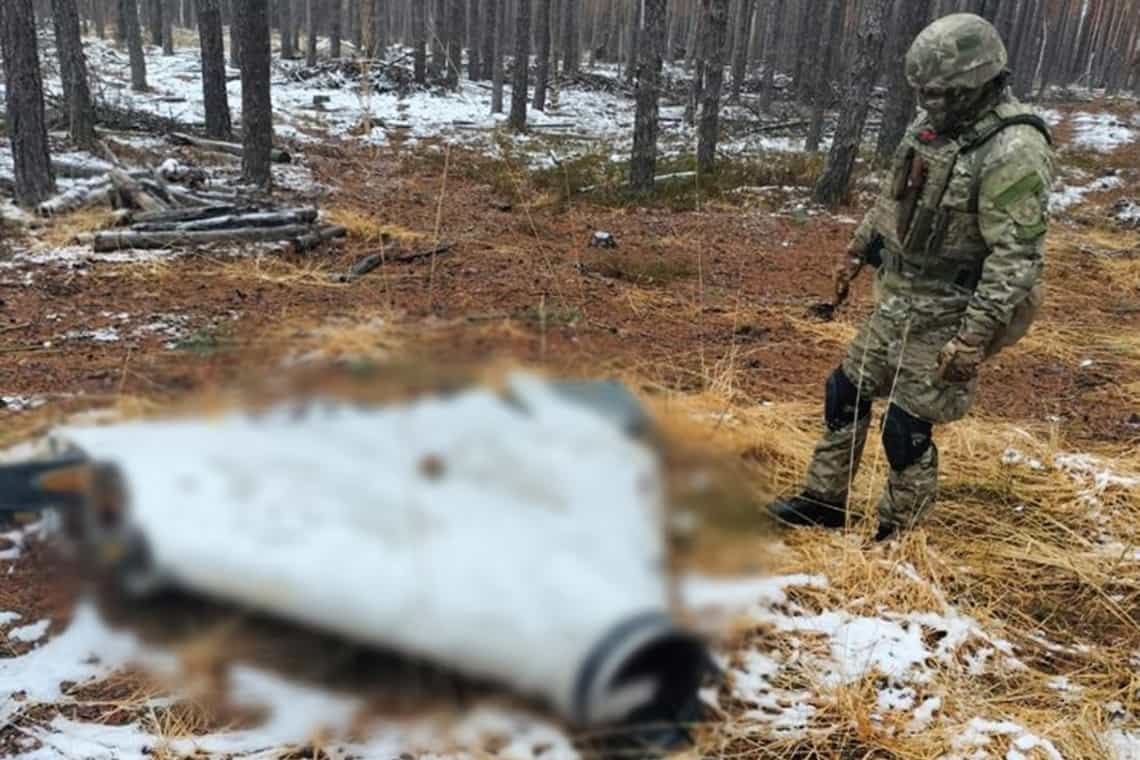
917, 85, 990, 133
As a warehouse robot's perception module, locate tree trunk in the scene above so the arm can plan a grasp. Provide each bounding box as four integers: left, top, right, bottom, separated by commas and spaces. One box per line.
685, 0, 701, 67
229, 0, 243, 66
280, 0, 295, 57
491, 0, 505, 111
550, 0, 563, 74
813, 0, 889, 207
630, 0, 666, 192
729, 0, 753, 100
1037, 0, 1069, 94
805, 0, 843, 152
482, 0, 496, 78
161, 0, 174, 53
306, 0, 318, 65
561, 0, 579, 74
121, 0, 149, 90
371, 0, 388, 57
413, 0, 427, 81
52, 0, 99, 150
468, 0, 481, 78
345, 0, 357, 48
432, 0, 446, 75
685, 6, 705, 125
1, 0, 56, 207
534, 0, 551, 108
237, 0, 273, 188
876, 0, 929, 160
509, 0, 531, 130
792, 0, 818, 102
94, 0, 107, 38
446, 0, 463, 88
146, 0, 161, 43
758, 0, 785, 111
1013, 0, 1042, 95
117, 0, 128, 42
625, 0, 641, 82
329, 0, 342, 57
198, 0, 233, 138
697, 0, 728, 175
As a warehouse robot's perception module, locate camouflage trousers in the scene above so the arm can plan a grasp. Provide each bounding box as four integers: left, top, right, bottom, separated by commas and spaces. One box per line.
803, 291, 978, 528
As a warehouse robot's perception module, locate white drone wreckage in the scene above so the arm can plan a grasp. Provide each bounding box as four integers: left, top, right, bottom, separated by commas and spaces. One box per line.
0, 373, 710, 747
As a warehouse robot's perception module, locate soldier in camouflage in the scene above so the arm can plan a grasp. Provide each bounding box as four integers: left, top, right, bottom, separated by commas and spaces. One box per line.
769, 14, 1055, 540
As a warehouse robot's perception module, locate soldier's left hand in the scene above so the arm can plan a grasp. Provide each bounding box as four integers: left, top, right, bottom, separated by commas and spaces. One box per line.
936, 333, 987, 383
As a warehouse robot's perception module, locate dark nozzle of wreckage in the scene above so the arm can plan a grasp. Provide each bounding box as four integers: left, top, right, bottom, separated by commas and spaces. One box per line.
0, 455, 92, 514
573, 613, 716, 755
0, 457, 159, 592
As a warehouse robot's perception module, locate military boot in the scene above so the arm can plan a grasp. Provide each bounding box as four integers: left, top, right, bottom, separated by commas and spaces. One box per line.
768, 492, 848, 529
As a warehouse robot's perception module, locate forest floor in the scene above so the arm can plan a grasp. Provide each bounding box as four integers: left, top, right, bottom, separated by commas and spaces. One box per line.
1, 35, 1139, 760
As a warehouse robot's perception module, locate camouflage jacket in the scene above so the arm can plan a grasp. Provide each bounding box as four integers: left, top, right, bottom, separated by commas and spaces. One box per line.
852, 94, 1055, 344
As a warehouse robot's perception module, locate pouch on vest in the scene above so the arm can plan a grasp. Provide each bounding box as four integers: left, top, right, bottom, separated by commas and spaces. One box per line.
893, 148, 923, 244
986, 283, 1043, 357
903, 142, 958, 257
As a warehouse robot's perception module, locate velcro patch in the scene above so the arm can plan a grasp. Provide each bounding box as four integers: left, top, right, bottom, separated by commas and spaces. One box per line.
994, 173, 1045, 209
1008, 193, 1044, 227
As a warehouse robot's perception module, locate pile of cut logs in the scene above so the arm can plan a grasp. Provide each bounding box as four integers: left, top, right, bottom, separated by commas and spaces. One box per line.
86, 204, 346, 254
32, 132, 344, 254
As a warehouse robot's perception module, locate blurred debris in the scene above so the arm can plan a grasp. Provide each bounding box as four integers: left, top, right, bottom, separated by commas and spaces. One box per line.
590, 231, 617, 249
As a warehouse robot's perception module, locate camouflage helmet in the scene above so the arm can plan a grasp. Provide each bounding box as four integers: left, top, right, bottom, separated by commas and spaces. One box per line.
905, 14, 1008, 91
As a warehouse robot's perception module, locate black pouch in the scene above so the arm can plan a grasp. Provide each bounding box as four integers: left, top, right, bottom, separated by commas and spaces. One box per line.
903, 204, 938, 255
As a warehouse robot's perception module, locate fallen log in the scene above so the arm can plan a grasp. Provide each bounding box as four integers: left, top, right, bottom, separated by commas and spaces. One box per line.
133, 208, 319, 233
109, 169, 168, 213
130, 204, 242, 224
51, 158, 117, 179
93, 224, 316, 252
38, 178, 114, 216
138, 178, 177, 206
289, 224, 347, 253
169, 132, 292, 164
337, 241, 453, 281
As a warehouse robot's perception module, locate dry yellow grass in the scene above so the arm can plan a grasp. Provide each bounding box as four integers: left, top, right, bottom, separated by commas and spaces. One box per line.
323, 208, 429, 247
34, 208, 122, 249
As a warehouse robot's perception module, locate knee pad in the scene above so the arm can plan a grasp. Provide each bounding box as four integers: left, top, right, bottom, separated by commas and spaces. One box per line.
825, 367, 872, 432
881, 404, 933, 471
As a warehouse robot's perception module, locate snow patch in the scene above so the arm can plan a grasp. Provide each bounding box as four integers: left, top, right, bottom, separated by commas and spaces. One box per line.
1070, 112, 1136, 152
0, 529, 26, 561
8, 618, 51, 643
718, 571, 1023, 738
63, 327, 121, 343
1050, 173, 1123, 212
0, 601, 151, 725
1053, 452, 1140, 498
1, 598, 578, 759
946, 717, 1064, 760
